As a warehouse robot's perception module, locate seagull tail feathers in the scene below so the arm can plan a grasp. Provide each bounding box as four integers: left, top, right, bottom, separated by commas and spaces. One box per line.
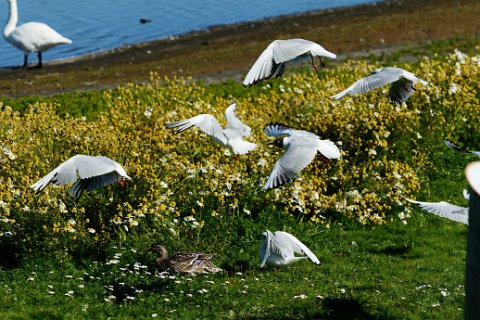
230, 140, 257, 155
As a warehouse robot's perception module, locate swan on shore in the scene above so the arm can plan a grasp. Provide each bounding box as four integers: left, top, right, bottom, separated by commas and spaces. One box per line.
243, 38, 336, 86
3, 0, 72, 68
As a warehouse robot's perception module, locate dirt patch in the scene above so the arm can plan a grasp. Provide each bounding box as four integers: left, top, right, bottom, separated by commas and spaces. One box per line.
0, 0, 479, 96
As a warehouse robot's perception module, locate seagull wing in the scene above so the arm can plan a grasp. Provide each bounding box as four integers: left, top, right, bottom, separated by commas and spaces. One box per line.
167, 114, 228, 146
317, 139, 341, 159
405, 198, 469, 224
263, 143, 317, 189
74, 155, 130, 180
274, 231, 320, 264
224, 101, 251, 137
227, 138, 257, 155
270, 39, 317, 64
243, 42, 279, 86
67, 155, 130, 198
68, 171, 124, 198
243, 38, 316, 86
243, 39, 333, 86
31, 155, 130, 197
30, 155, 82, 192
388, 78, 414, 104
264, 123, 317, 139
332, 67, 404, 99
259, 230, 273, 268
444, 139, 480, 157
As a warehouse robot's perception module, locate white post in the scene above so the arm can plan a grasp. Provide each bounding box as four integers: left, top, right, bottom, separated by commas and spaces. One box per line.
464, 162, 480, 319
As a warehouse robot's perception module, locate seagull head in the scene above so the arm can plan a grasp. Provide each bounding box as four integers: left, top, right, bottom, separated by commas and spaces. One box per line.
259, 231, 268, 240
267, 137, 285, 149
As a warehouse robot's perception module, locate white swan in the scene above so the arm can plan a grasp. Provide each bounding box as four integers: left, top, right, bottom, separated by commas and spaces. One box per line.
243, 38, 336, 86
263, 124, 340, 189
31, 155, 131, 198
3, 0, 72, 68
259, 230, 320, 268
332, 67, 427, 104
166, 100, 257, 155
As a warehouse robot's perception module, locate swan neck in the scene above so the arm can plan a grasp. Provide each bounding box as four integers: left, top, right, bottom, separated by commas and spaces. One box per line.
3, 0, 18, 38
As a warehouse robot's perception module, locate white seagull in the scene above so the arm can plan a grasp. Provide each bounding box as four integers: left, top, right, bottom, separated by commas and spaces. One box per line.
31, 155, 131, 198
243, 38, 337, 86
404, 190, 469, 225
444, 139, 480, 157
166, 101, 256, 155
259, 230, 320, 268
332, 67, 428, 104
3, 0, 72, 68
263, 124, 340, 189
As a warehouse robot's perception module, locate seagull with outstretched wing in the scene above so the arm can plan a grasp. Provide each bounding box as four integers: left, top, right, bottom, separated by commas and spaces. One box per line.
404, 190, 469, 225
259, 230, 320, 267
167, 101, 256, 155
332, 67, 428, 104
263, 124, 340, 189
243, 38, 336, 86
31, 155, 131, 198
444, 139, 480, 157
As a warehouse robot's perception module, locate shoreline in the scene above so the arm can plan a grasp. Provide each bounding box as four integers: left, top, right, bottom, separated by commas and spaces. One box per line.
43, 0, 383, 67
0, 0, 479, 96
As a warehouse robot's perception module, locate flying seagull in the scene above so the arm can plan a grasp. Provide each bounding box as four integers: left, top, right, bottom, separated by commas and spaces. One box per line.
444, 139, 480, 157
331, 67, 428, 104
31, 155, 131, 198
259, 230, 320, 268
263, 124, 340, 189
166, 101, 256, 155
404, 190, 469, 225
3, 0, 72, 68
243, 38, 337, 86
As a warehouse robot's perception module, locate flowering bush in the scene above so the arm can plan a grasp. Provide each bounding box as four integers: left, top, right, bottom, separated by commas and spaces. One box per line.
1, 49, 479, 256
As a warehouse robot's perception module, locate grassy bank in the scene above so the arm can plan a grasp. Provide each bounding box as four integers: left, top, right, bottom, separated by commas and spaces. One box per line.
1, 37, 479, 319
0, 0, 479, 96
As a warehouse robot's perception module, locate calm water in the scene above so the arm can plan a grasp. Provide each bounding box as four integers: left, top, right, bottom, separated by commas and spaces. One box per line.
1, 0, 377, 67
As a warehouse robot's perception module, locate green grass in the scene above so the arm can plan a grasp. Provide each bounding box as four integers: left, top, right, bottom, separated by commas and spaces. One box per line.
0, 212, 467, 319
1, 36, 479, 319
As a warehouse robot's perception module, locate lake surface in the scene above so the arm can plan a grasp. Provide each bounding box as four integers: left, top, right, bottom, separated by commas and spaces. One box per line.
0, 0, 378, 67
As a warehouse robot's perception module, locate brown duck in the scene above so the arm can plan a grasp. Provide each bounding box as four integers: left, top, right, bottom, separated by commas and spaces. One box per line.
149, 244, 222, 275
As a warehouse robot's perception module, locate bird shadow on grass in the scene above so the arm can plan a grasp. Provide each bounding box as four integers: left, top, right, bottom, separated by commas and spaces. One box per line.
320, 297, 395, 320
243, 297, 394, 320
220, 259, 251, 275
366, 244, 413, 257
0, 240, 21, 269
